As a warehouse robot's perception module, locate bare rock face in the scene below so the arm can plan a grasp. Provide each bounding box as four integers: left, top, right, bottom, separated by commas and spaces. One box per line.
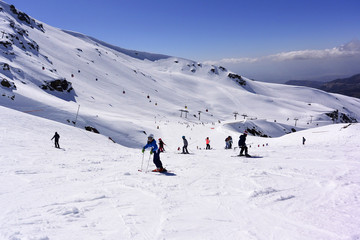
1, 78, 16, 100
41, 79, 73, 93
40, 79, 77, 102
228, 73, 246, 86
1, 78, 16, 90
9, 4, 45, 32
326, 110, 357, 123
85, 126, 100, 134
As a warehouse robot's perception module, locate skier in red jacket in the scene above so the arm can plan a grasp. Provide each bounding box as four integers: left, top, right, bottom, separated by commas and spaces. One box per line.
206, 137, 211, 150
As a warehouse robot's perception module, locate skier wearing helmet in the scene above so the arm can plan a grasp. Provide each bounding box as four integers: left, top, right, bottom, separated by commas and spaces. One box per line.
238, 131, 251, 157
142, 134, 166, 172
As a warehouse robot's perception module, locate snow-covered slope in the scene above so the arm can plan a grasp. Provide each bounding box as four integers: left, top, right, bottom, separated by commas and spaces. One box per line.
1, 104, 360, 240
1, 2, 360, 239
1, 1, 359, 148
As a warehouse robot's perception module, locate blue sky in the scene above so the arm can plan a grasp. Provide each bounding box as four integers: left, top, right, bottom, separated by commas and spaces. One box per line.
6, 0, 360, 81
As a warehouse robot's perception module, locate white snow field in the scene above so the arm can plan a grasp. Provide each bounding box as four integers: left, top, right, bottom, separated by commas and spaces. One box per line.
1, 1, 360, 239
1, 106, 360, 240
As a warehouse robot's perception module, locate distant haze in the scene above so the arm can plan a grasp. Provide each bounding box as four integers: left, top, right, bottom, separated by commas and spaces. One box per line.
206, 39, 360, 83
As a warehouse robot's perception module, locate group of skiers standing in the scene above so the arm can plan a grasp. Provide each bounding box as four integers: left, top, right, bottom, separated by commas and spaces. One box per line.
142, 131, 251, 172
206, 132, 250, 156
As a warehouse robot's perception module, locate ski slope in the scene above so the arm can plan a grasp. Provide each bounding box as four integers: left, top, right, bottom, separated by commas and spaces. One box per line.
1, 2, 360, 239
1, 106, 360, 240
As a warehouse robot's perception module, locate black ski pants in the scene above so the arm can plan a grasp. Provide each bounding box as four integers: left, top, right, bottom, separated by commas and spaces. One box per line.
239, 145, 248, 155
55, 140, 60, 148
183, 146, 189, 154
153, 150, 163, 169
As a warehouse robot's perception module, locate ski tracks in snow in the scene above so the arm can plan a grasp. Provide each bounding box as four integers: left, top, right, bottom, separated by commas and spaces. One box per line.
100, 182, 163, 240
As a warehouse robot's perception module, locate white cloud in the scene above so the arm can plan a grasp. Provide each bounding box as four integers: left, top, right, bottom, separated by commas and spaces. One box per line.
206, 40, 360, 83
212, 39, 360, 64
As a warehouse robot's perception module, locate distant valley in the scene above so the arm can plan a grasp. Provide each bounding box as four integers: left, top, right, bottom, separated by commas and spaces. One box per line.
286, 74, 360, 98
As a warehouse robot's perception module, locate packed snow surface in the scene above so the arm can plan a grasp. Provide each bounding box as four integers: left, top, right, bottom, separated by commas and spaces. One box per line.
1, 106, 360, 240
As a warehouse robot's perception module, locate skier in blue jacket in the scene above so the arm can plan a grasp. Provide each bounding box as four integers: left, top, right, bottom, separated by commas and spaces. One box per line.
142, 134, 166, 172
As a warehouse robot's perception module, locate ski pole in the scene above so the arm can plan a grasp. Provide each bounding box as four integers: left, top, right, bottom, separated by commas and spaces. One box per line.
145, 152, 152, 173
140, 152, 145, 171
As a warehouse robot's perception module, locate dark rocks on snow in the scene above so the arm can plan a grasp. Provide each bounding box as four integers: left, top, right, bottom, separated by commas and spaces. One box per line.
228, 73, 246, 86
2, 63, 10, 70
246, 127, 268, 138
85, 126, 100, 134
27, 41, 39, 51
9, 5, 45, 32
0, 41, 12, 48
1, 78, 16, 90
4, 25, 39, 53
41, 79, 73, 93
10, 5, 31, 25
326, 110, 357, 123
219, 66, 227, 72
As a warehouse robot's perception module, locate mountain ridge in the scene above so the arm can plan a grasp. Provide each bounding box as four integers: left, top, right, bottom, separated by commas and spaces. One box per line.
286, 73, 360, 98
1, 1, 360, 148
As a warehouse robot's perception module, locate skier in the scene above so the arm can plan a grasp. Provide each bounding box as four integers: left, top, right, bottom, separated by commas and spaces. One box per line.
51, 132, 60, 148
158, 138, 166, 152
142, 134, 166, 172
206, 137, 211, 150
238, 131, 250, 157
225, 136, 233, 149
228, 136, 233, 149
182, 136, 189, 154
302, 137, 306, 145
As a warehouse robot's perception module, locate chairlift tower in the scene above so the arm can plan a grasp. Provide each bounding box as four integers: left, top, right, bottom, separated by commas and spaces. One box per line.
233, 112, 238, 120
294, 117, 299, 127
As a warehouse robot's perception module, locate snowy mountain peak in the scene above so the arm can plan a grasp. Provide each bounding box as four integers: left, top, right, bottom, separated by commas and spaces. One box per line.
1, 2, 45, 32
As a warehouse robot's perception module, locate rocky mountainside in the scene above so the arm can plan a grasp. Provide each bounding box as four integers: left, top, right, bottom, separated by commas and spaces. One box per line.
1, 1, 360, 148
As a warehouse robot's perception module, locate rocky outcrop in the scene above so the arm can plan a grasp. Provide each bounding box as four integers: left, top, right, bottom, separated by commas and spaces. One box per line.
1, 78, 16, 100
1, 78, 16, 90
325, 110, 357, 123
9, 5, 45, 32
246, 127, 269, 138
41, 79, 73, 93
228, 73, 246, 86
85, 126, 100, 134
40, 79, 77, 102
0, 19, 40, 55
